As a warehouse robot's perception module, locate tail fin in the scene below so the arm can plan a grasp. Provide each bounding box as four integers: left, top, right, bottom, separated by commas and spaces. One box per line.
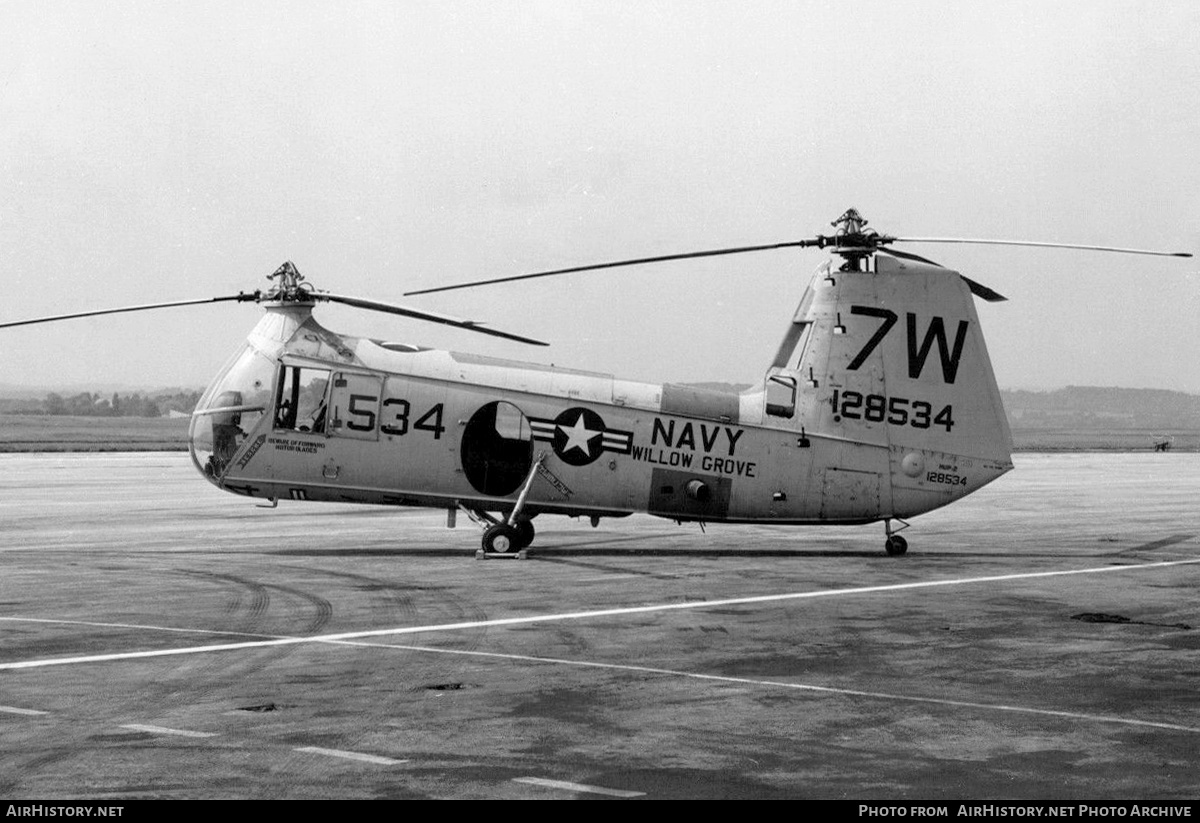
769, 253, 1013, 517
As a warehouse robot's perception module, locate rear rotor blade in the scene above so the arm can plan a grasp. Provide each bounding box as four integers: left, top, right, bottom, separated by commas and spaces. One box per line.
880, 247, 1008, 302
881, 247, 1008, 302
960, 276, 1008, 302
0, 295, 252, 330
404, 240, 820, 296
894, 237, 1193, 258
319, 292, 548, 346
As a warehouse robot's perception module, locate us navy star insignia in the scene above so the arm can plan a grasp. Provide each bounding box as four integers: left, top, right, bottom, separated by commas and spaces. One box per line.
558, 411, 602, 457
528, 407, 634, 466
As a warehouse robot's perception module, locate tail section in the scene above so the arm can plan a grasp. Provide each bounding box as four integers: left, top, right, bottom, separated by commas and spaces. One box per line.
769, 252, 1013, 519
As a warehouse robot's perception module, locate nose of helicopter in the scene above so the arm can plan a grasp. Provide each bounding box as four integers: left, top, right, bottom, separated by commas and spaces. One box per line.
188, 342, 274, 484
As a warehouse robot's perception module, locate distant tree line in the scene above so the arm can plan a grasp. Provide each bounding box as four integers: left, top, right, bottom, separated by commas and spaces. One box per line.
0, 390, 203, 417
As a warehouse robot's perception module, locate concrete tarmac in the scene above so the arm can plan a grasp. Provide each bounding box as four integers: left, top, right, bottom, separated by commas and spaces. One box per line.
0, 452, 1198, 800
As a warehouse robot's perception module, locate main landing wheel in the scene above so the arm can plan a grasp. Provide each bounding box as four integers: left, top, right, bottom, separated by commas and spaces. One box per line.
885, 535, 908, 556
482, 523, 523, 555
513, 518, 535, 549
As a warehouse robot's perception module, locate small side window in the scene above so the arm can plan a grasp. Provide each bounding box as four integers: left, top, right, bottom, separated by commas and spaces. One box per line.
275, 366, 331, 434
766, 375, 796, 418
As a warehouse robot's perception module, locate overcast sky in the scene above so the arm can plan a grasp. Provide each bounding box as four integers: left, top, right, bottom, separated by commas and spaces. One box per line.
2, 1, 1198, 393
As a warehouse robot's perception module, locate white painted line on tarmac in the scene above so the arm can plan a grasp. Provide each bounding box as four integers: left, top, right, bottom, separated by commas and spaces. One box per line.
513, 776, 645, 797
0, 705, 48, 716
294, 746, 407, 766
2, 555, 1199, 672
339, 640, 1200, 735
120, 723, 217, 738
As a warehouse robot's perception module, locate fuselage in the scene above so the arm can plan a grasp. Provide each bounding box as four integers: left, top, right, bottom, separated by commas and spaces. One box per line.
189, 257, 1014, 526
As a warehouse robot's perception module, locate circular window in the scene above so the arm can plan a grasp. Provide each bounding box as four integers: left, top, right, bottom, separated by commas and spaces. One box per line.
460, 401, 534, 496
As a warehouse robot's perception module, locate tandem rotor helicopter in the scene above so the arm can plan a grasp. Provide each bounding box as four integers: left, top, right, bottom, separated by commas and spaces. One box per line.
3, 209, 1192, 556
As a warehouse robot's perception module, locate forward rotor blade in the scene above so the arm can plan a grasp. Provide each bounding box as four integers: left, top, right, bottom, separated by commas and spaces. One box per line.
0, 295, 252, 330
318, 292, 548, 346
404, 240, 820, 296
894, 237, 1193, 258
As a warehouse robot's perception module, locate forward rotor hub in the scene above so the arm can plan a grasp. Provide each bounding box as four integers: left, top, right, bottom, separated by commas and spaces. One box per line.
261, 261, 317, 303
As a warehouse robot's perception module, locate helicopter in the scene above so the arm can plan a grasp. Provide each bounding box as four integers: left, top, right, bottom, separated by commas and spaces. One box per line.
3, 209, 1192, 557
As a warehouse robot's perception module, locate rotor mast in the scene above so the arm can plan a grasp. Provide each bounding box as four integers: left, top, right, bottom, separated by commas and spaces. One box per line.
827, 208, 880, 271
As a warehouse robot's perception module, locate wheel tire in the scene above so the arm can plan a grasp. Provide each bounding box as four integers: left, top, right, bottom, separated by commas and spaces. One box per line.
513, 519, 536, 549
483, 523, 522, 555
885, 535, 908, 556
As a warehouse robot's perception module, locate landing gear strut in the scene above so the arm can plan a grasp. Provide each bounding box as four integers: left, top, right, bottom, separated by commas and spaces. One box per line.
476, 453, 545, 558
884, 518, 910, 556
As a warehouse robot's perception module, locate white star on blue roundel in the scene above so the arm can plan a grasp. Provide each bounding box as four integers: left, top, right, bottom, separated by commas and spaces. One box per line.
552, 407, 606, 466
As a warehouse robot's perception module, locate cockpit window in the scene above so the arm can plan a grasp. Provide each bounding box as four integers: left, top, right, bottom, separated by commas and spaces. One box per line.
275, 365, 331, 434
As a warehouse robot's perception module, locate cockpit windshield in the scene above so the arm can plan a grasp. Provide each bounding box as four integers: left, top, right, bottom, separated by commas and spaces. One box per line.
189, 343, 274, 482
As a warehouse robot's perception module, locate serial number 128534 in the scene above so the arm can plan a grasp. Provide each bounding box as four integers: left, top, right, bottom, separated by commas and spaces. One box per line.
830, 389, 955, 432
